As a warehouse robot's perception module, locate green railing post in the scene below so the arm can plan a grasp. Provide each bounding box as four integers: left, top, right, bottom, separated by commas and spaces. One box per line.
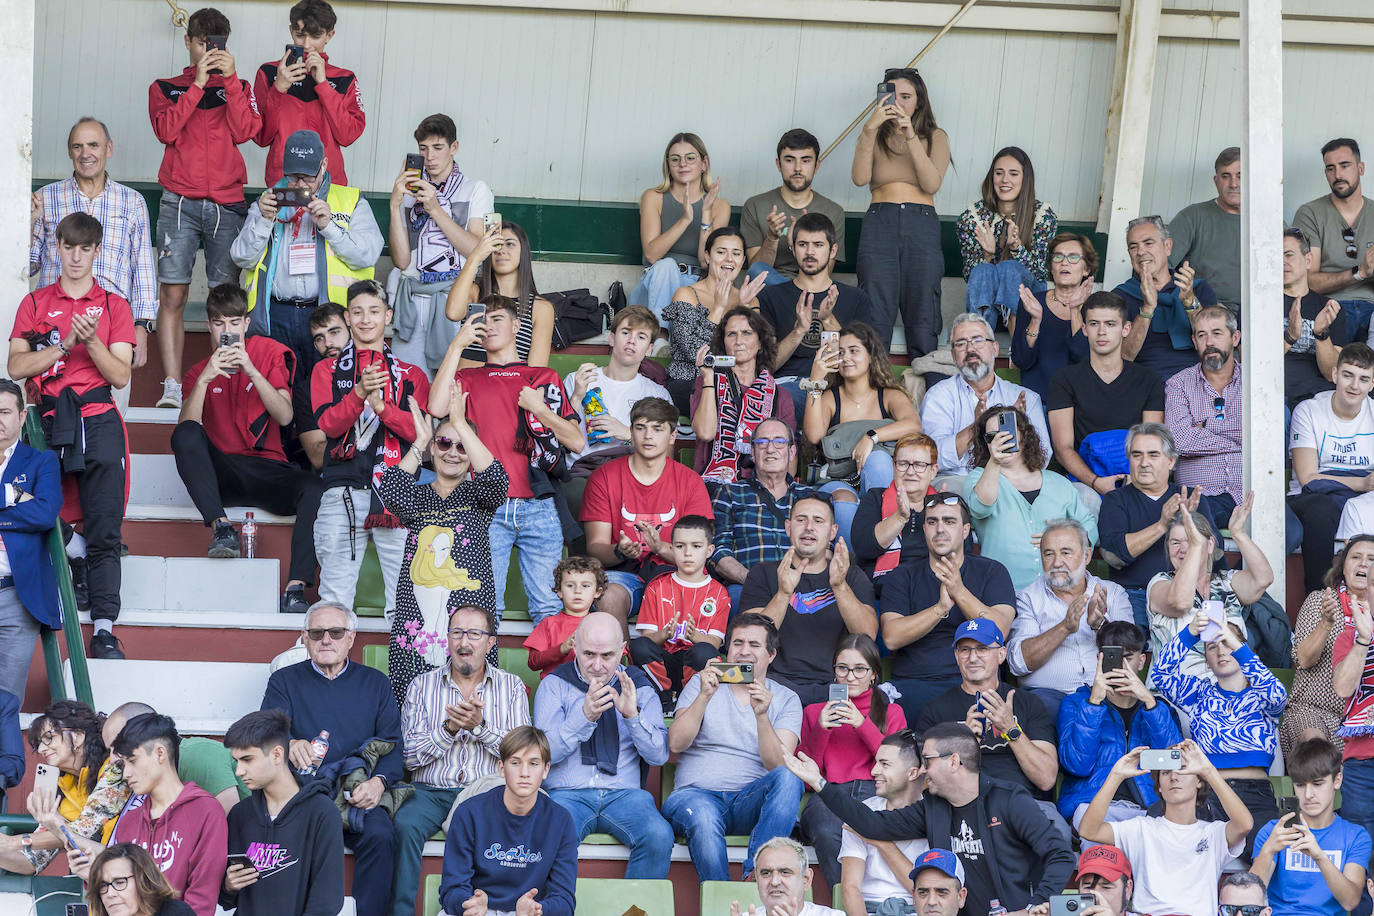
22, 407, 94, 707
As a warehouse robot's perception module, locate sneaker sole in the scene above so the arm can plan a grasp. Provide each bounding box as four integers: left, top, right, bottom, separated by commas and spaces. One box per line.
155, 398, 182, 409
207, 545, 241, 559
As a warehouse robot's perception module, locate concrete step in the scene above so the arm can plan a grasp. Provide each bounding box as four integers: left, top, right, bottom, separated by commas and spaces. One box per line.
65, 658, 270, 735
120, 555, 280, 615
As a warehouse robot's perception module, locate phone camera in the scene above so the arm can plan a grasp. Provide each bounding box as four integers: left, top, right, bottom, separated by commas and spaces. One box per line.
1065, 902, 1079, 913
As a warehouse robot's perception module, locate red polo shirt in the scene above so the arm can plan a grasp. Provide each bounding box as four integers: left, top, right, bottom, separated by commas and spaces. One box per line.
10, 280, 135, 418
184, 335, 295, 462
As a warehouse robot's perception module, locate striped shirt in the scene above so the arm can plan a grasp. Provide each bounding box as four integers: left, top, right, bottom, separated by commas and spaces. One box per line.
1164, 360, 1244, 502
30, 175, 158, 320
402, 663, 531, 789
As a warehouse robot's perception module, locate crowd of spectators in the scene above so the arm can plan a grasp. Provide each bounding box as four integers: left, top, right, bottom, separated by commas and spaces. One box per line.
6, 3, 1374, 915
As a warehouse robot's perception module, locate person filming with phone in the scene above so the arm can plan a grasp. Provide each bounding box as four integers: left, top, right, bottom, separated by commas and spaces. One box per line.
230, 129, 382, 370
1027, 845, 1145, 916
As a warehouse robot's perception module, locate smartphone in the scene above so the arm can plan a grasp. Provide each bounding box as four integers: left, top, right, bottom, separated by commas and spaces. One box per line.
998, 410, 1019, 453
708, 661, 754, 684
464, 303, 486, 321
205, 34, 227, 73
1101, 645, 1124, 673
828, 683, 849, 705
33, 763, 59, 799
1139, 748, 1183, 771
973, 691, 986, 713
1200, 598, 1226, 642
285, 43, 305, 66
58, 824, 82, 850
876, 81, 897, 109
275, 187, 313, 208
66, 905, 90, 916
1049, 894, 1097, 916
219, 332, 240, 348
404, 153, 424, 189
820, 330, 839, 348
226, 853, 257, 872
484, 212, 503, 234
1278, 796, 1301, 819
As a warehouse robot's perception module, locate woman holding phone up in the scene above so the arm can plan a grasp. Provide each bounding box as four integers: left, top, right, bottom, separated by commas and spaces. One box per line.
852, 68, 950, 356
445, 223, 555, 369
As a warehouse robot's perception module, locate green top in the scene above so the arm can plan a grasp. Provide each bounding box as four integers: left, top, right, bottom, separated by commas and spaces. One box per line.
1168, 198, 1242, 308
739, 186, 847, 278
178, 736, 248, 800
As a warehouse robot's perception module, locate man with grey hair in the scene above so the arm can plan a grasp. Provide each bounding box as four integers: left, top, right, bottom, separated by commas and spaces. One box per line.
260, 599, 402, 916
1116, 215, 1219, 383
1098, 423, 1209, 629
1170, 147, 1243, 311
1008, 518, 1133, 723
920, 312, 1050, 483
733, 835, 844, 916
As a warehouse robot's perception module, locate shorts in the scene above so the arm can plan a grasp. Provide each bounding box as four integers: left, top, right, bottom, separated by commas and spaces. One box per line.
156, 191, 246, 286
605, 569, 647, 616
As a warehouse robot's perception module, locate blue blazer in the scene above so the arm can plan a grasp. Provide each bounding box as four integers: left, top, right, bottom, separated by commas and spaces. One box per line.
0, 442, 62, 628
0, 689, 23, 788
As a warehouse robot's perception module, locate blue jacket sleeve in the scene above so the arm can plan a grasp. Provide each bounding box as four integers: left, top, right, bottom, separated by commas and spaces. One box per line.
1057, 692, 1109, 777
0, 449, 61, 533
1138, 697, 1184, 747
0, 690, 24, 788
440, 804, 477, 914
1236, 645, 1288, 715
540, 809, 580, 916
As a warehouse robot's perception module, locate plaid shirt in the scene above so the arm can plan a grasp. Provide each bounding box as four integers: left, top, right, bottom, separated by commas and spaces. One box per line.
402, 663, 530, 789
710, 476, 806, 568
30, 175, 158, 320
1164, 360, 1244, 502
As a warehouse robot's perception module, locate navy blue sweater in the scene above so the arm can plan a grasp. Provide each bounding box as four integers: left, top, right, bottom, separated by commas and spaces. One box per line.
260, 660, 404, 785
440, 786, 578, 916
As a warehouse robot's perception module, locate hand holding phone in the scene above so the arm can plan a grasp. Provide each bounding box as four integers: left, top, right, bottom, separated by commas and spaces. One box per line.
1200, 599, 1226, 642
1100, 646, 1124, 672
1139, 748, 1183, 771
708, 661, 754, 684
876, 81, 897, 110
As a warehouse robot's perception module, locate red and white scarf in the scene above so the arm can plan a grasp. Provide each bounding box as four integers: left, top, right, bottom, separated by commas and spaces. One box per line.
326, 341, 414, 528
703, 369, 776, 483
1337, 586, 1374, 738
874, 483, 937, 577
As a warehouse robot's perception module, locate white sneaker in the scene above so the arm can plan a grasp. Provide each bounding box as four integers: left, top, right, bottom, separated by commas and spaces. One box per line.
156, 377, 182, 409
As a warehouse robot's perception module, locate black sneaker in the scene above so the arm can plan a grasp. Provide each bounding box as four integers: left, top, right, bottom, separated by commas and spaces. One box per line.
88, 631, 125, 659
280, 585, 309, 614
208, 521, 241, 559
68, 556, 89, 613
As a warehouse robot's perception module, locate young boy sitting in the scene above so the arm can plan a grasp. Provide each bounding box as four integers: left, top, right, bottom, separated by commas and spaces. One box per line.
1251, 738, 1370, 916
628, 514, 728, 695
439, 725, 578, 916
524, 556, 606, 678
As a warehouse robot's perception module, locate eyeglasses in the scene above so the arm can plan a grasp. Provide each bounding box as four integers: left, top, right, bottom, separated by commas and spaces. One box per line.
1051, 252, 1084, 264
1219, 906, 1266, 916
305, 627, 351, 641
1343, 226, 1359, 260
894, 459, 934, 473
96, 876, 133, 896
921, 751, 953, 763
950, 336, 991, 352
833, 663, 872, 678
752, 437, 792, 450
667, 153, 700, 165
1213, 396, 1225, 421
447, 627, 493, 641
37, 730, 62, 747
432, 436, 465, 453
955, 643, 1001, 655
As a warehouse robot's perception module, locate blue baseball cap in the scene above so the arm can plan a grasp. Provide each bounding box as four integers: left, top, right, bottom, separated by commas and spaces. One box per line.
282, 129, 325, 177
952, 618, 1004, 647
910, 848, 965, 885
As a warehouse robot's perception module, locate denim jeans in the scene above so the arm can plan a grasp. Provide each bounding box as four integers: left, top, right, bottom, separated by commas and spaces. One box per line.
856, 202, 944, 356
1124, 586, 1149, 633
822, 451, 895, 546
345, 806, 395, 916
265, 297, 320, 374
389, 783, 460, 916
550, 787, 675, 878
604, 570, 648, 618
747, 262, 793, 287
1198, 491, 1303, 555
629, 258, 700, 323
800, 778, 875, 887
1340, 758, 1374, 844
1341, 298, 1374, 343
314, 486, 408, 617
662, 766, 804, 881
156, 191, 244, 286
775, 377, 806, 424
489, 497, 564, 624
966, 260, 1039, 327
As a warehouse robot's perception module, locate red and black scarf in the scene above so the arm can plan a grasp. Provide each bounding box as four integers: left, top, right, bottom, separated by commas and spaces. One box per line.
325, 341, 415, 528
703, 369, 777, 483
874, 483, 937, 577
1337, 586, 1374, 738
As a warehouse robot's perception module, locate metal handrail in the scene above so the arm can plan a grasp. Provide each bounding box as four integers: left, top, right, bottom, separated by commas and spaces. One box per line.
22, 407, 94, 707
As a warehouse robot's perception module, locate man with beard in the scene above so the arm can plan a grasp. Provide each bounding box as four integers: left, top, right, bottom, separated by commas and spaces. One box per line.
757, 213, 872, 417
740, 493, 878, 705
1116, 215, 1219, 384
1006, 519, 1133, 724
740, 129, 847, 286
837, 731, 929, 916
391, 605, 530, 916
878, 493, 1015, 724
1294, 139, 1374, 342
920, 313, 1050, 485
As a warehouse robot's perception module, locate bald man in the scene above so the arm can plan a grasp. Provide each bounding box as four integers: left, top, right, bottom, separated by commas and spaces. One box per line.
532, 611, 674, 878
103, 702, 246, 814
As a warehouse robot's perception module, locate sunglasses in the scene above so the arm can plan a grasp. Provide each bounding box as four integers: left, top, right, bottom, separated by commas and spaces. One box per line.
305, 627, 351, 641
1343, 226, 1358, 260
923, 494, 963, 510
884, 67, 920, 82
1213, 396, 1225, 421
432, 436, 465, 453
1219, 907, 1266, 916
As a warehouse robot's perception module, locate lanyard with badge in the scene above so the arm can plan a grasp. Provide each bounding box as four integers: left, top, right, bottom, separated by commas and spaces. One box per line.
278, 206, 316, 276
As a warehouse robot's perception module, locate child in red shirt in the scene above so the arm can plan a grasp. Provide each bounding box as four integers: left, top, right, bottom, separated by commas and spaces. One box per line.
628, 516, 727, 694
524, 557, 606, 678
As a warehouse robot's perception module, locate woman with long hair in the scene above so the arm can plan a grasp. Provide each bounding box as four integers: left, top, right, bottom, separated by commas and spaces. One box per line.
797, 634, 908, 888
852, 68, 950, 355
664, 227, 768, 413
690, 306, 793, 486
444, 222, 555, 369
0, 700, 128, 874
376, 384, 508, 706
1281, 536, 1374, 757
956, 146, 1059, 328
804, 322, 920, 542
631, 132, 731, 322
965, 405, 1097, 590
86, 843, 195, 916
1009, 234, 1097, 400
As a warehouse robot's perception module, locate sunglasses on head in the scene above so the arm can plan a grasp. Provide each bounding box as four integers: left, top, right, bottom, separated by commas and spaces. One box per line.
884, 67, 920, 82
432, 436, 465, 453
923, 494, 963, 510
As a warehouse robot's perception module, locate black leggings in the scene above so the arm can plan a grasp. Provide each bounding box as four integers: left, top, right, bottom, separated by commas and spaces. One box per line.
1289, 490, 1344, 593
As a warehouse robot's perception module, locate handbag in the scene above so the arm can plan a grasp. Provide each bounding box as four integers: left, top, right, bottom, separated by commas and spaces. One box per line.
544, 288, 611, 350
821, 419, 891, 483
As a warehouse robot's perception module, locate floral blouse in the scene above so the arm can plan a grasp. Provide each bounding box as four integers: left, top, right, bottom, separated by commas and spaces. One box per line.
664, 297, 717, 382
955, 199, 1058, 284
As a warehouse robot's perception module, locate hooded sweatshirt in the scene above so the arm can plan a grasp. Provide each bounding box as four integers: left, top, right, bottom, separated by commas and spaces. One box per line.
110, 781, 227, 916
219, 778, 344, 916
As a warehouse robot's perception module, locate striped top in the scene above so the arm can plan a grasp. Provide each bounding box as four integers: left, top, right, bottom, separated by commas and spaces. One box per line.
402, 663, 531, 788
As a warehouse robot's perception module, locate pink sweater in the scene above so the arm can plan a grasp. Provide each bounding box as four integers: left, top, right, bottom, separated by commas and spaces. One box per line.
799, 689, 908, 784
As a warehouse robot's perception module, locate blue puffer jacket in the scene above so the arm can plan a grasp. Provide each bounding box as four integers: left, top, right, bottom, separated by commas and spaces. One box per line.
1056, 685, 1183, 818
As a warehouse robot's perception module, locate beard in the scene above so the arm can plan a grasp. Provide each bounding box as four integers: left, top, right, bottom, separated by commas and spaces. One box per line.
1047, 564, 1088, 590
958, 359, 992, 384
1333, 179, 1359, 200
1201, 347, 1229, 371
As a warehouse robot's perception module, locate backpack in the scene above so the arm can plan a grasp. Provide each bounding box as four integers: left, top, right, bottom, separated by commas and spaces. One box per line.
544, 288, 610, 350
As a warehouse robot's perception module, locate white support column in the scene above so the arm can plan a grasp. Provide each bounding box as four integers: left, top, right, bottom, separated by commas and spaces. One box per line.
1240, 0, 1286, 601
0, 0, 34, 377
1099, 0, 1162, 287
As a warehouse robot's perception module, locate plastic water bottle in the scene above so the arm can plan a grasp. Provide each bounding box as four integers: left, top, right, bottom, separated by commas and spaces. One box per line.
300, 730, 330, 776
582, 386, 610, 445
988, 900, 1007, 916
241, 512, 257, 559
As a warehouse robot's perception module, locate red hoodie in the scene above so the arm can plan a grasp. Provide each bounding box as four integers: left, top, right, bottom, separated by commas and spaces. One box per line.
111, 781, 228, 916
148, 68, 261, 205
253, 52, 365, 186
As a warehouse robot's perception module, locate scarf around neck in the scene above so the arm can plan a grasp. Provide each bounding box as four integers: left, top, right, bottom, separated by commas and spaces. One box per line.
327, 340, 412, 527
549, 660, 656, 775
703, 368, 777, 483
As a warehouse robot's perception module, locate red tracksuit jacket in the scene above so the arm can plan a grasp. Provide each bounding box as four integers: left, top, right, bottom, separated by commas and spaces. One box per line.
148, 68, 261, 205
253, 52, 365, 186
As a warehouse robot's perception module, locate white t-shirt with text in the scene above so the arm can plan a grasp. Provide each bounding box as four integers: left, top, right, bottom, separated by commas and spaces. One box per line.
1110, 816, 1240, 916
1290, 392, 1374, 473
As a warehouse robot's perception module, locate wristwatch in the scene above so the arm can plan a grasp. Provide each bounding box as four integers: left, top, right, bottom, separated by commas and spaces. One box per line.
798, 378, 828, 392
134, 319, 154, 332
1001, 721, 1024, 742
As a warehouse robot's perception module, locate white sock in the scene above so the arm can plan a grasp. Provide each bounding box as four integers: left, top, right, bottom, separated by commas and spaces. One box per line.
66, 532, 87, 559
93, 620, 112, 636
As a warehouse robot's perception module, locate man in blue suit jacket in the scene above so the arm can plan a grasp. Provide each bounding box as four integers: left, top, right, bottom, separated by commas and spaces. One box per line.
0, 378, 63, 702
